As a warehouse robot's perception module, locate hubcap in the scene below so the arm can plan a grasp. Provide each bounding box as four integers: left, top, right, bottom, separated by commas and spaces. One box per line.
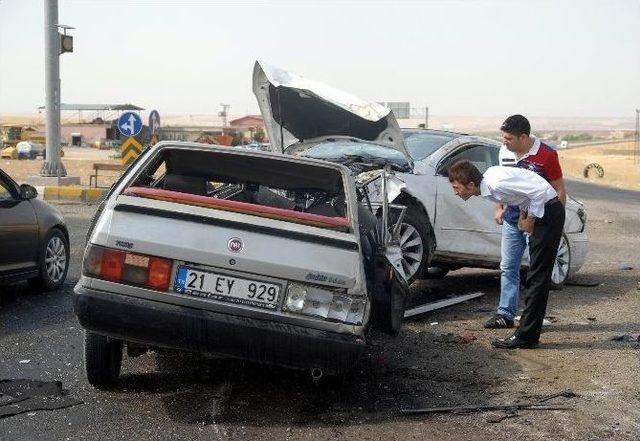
551, 235, 570, 285
45, 236, 66, 283
398, 222, 424, 280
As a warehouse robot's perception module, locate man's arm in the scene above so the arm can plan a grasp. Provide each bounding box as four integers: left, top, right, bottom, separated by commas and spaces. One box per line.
518, 210, 535, 234
549, 178, 566, 205
494, 203, 504, 225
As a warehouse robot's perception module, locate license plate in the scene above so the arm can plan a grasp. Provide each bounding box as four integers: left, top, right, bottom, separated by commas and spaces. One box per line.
174, 266, 281, 309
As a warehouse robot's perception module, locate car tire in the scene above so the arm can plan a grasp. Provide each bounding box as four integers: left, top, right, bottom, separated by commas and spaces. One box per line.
425, 266, 450, 279
84, 331, 123, 389
550, 234, 571, 290
28, 228, 69, 291
391, 204, 434, 284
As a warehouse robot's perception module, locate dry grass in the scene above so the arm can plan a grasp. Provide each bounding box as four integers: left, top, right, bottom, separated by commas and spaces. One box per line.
558, 141, 640, 190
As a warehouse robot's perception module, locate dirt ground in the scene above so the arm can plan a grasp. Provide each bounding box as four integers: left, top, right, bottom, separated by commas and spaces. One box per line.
558, 141, 640, 190
1, 147, 121, 187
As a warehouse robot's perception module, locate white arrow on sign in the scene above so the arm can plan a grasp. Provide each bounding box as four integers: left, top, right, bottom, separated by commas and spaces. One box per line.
120, 114, 137, 136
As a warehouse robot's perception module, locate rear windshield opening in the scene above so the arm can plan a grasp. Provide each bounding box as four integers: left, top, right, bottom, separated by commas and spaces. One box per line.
124, 147, 349, 229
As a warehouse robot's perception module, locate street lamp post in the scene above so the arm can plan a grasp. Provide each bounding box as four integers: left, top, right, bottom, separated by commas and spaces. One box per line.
40, 0, 66, 178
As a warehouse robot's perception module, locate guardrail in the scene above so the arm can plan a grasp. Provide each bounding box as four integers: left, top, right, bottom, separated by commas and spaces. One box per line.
562, 139, 636, 150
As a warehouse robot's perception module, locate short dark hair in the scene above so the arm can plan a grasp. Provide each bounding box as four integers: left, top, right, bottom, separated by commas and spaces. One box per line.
500, 114, 530, 136
448, 160, 483, 186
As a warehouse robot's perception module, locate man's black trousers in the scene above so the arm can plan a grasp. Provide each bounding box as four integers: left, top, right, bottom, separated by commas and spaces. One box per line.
515, 200, 565, 343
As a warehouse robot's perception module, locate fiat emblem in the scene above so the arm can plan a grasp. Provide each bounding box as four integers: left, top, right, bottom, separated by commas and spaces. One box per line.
227, 238, 243, 252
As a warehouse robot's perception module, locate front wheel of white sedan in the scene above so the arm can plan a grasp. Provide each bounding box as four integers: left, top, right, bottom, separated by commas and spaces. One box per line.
391, 205, 434, 285
550, 233, 571, 290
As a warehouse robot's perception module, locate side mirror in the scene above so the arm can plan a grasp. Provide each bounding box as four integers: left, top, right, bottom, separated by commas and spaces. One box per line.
19, 184, 38, 200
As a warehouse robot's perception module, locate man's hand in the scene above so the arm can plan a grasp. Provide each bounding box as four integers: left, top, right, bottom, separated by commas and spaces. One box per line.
518, 213, 535, 234
494, 205, 505, 225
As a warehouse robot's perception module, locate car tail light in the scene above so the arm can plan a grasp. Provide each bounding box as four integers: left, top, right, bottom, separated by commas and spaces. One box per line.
83, 244, 173, 291
147, 257, 172, 290
101, 249, 126, 282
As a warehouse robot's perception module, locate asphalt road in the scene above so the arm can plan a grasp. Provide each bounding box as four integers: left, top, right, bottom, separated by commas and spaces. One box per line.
1, 179, 638, 441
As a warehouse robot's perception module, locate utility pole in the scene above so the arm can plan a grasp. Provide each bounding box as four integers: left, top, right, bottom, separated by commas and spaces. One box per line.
219, 104, 230, 129
41, 0, 65, 178
635, 108, 639, 165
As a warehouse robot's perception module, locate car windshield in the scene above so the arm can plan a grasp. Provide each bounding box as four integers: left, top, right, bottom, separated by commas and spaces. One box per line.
402, 131, 457, 160
301, 139, 411, 171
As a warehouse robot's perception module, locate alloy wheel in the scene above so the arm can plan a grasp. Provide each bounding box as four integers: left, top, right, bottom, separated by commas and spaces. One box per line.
398, 222, 424, 281
45, 236, 67, 283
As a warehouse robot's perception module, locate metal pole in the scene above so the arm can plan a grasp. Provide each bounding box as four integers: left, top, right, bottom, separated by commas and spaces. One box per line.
425, 106, 429, 129
41, 0, 66, 177
633, 109, 640, 164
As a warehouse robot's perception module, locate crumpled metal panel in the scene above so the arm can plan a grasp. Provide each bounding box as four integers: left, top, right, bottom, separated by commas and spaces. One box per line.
252, 60, 411, 162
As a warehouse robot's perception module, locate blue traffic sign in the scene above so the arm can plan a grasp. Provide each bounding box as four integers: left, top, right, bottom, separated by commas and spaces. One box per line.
118, 111, 143, 137
149, 110, 161, 134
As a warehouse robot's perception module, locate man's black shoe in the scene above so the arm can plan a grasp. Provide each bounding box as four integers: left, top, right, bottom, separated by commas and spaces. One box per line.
484, 314, 514, 329
491, 335, 539, 349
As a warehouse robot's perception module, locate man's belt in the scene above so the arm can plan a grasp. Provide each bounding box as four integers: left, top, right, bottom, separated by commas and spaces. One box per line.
545, 196, 560, 206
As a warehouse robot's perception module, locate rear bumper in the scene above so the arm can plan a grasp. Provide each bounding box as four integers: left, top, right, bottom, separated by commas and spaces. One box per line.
74, 285, 366, 374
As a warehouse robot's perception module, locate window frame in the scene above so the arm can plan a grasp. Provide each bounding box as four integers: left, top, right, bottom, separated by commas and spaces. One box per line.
435, 142, 500, 177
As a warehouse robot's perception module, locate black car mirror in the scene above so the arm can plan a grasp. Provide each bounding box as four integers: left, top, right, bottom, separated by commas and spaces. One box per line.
19, 184, 38, 200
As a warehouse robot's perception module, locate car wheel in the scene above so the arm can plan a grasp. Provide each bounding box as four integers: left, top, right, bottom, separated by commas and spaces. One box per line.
550, 234, 571, 290
392, 205, 434, 284
28, 228, 69, 291
425, 266, 450, 279
84, 331, 123, 389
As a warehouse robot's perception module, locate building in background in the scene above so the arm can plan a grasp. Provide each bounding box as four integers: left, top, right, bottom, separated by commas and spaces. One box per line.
378, 101, 411, 119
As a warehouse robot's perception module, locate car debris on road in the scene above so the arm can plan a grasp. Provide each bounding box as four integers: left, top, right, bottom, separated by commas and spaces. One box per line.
400, 389, 578, 417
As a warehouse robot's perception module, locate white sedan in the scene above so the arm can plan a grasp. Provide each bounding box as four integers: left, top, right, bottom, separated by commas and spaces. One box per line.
364, 129, 588, 287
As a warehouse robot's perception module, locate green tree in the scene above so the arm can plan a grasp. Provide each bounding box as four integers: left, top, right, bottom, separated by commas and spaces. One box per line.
231, 131, 244, 146
253, 126, 266, 143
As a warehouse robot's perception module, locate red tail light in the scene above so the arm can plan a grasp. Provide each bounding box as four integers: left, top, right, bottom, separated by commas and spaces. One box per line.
84, 245, 173, 291
100, 249, 126, 282
147, 257, 172, 290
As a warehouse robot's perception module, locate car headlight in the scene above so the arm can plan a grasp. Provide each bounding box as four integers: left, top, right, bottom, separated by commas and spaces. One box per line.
285, 282, 366, 325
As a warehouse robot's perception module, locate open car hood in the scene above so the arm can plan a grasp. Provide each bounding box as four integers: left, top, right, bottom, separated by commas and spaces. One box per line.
252, 61, 411, 164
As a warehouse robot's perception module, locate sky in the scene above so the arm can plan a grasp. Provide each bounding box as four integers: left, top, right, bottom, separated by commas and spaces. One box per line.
0, 0, 639, 118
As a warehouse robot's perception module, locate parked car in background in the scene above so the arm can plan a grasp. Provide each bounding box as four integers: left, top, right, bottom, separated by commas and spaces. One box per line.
1, 145, 18, 159
0, 168, 70, 290
253, 61, 588, 288
16, 141, 46, 159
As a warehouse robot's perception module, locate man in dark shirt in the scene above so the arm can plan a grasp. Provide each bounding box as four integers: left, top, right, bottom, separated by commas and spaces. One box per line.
485, 115, 566, 329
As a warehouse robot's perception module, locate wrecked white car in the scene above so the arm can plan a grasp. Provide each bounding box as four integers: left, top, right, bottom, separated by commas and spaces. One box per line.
74, 139, 408, 388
